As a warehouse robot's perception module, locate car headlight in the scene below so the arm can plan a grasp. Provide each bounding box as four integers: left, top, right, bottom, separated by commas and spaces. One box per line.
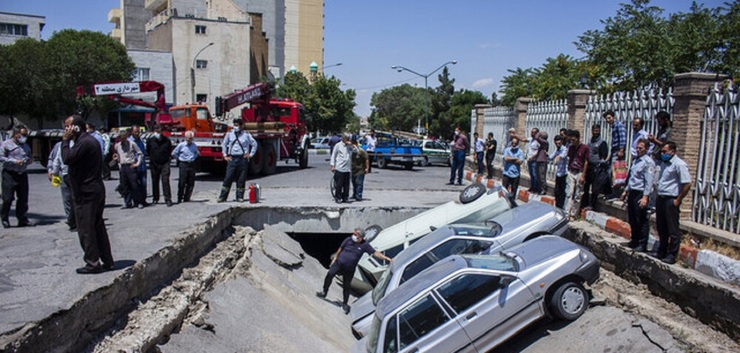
579, 250, 589, 263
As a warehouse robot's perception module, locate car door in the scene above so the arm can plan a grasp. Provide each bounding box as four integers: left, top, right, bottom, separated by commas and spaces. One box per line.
435, 272, 543, 352
386, 293, 476, 353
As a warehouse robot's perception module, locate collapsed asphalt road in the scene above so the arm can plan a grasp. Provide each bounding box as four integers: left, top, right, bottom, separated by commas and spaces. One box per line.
86, 225, 737, 353
2, 159, 739, 353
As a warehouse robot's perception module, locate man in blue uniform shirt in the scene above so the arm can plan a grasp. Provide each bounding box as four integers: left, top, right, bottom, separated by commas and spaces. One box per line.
218, 119, 258, 202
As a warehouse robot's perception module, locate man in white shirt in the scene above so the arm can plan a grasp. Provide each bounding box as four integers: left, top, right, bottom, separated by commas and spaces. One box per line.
364, 130, 376, 173
330, 133, 353, 203
474, 132, 485, 175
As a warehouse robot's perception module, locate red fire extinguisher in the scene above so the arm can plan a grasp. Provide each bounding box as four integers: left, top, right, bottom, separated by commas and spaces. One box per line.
249, 183, 260, 203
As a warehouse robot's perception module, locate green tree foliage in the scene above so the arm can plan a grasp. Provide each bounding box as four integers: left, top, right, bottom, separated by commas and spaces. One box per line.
46, 30, 135, 119
276, 72, 357, 134
368, 84, 427, 132
500, 0, 738, 106
0, 29, 135, 127
0, 39, 52, 129
500, 67, 535, 107
443, 89, 489, 139
429, 67, 456, 138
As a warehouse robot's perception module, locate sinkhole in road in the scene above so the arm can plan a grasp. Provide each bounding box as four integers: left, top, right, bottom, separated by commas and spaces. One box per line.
290, 233, 349, 267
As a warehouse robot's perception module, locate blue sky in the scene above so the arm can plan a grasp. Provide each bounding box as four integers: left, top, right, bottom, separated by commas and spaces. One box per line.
0, 0, 725, 117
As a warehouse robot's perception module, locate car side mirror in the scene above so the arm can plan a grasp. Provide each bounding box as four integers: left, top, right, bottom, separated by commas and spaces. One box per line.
500, 275, 515, 287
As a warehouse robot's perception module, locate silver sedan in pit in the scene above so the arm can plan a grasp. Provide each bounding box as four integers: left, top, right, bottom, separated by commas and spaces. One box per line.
351, 236, 600, 353
350, 201, 567, 338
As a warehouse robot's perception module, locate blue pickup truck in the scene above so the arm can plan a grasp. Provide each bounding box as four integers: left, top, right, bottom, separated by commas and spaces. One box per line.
362, 131, 423, 170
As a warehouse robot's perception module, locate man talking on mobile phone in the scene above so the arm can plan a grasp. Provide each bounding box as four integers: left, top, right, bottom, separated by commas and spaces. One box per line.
62, 115, 114, 274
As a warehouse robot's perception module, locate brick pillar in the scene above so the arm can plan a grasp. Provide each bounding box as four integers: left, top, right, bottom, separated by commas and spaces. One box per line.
514, 98, 532, 145
473, 104, 489, 137
671, 72, 725, 216
567, 89, 594, 134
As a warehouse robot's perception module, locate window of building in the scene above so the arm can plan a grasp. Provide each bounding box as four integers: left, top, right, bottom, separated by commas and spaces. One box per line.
133, 68, 150, 82
195, 60, 208, 69
0, 23, 28, 36
196, 94, 208, 104
195, 25, 207, 34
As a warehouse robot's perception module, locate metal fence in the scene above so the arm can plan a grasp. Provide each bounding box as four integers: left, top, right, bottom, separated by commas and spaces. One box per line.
525, 99, 569, 180
693, 84, 740, 234
480, 106, 516, 166
584, 89, 674, 166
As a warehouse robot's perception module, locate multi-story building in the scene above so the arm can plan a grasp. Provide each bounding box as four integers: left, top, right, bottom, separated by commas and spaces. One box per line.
0, 12, 45, 45
108, 0, 324, 110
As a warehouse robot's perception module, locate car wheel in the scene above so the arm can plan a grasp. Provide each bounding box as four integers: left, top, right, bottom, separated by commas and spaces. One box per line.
459, 183, 486, 204
377, 155, 387, 169
364, 225, 382, 242
549, 281, 588, 321
420, 156, 429, 167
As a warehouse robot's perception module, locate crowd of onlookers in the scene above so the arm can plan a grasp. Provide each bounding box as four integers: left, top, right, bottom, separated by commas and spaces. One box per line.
455, 110, 690, 264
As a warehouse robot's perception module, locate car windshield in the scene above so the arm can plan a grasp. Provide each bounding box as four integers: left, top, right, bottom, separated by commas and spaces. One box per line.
372, 268, 394, 305
463, 254, 518, 272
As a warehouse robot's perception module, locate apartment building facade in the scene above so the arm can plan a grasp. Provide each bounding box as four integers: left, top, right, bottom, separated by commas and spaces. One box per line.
109, 0, 323, 110
0, 12, 45, 45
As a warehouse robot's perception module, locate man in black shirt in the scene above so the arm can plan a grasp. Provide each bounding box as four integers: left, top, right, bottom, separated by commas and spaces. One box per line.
146, 125, 174, 207
62, 115, 114, 274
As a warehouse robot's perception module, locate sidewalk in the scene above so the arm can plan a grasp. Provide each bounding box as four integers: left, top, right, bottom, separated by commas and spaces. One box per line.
461, 165, 740, 286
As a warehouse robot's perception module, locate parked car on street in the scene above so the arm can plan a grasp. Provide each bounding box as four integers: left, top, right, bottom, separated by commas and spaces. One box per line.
351, 236, 600, 353
417, 139, 451, 166
310, 136, 330, 149
351, 184, 514, 293
350, 202, 568, 338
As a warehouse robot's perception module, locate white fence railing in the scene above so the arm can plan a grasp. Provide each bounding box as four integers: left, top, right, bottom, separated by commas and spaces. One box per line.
480, 106, 516, 166
584, 89, 674, 166
525, 99, 569, 181
693, 84, 740, 234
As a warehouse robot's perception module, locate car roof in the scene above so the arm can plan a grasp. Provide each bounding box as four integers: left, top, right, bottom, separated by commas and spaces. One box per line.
375, 236, 577, 317
386, 223, 495, 272
376, 255, 468, 317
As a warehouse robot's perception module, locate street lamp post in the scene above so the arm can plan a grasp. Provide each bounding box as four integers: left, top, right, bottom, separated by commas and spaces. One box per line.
391, 60, 457, 133
191, 42, 214, 103
322, 62, 342, 71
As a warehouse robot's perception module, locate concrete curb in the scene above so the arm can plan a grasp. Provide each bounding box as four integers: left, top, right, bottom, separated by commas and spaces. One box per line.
463, 169, 740, 286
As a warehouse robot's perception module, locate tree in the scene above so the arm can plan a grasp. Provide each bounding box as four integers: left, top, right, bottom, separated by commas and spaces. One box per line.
277, 72, 356, 134
0, 38, 52, 129
500, 67, 535, 107
368, 84, 427, 132
429, 67, 455, 138
445, 89, 489, 138
0, 29, 135, 128
46, 30, 135, 120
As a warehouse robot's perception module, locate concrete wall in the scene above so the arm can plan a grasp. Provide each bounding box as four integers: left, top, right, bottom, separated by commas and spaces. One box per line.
0, 12, 44, 45
128, 49, 175, 103
234, 0, 285, 78
249, 12, 269, 83
121, 0, 151, 49
169, 17, 250, 107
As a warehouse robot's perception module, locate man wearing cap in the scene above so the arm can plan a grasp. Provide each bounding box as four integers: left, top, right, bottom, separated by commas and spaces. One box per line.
218, 119, 258, 202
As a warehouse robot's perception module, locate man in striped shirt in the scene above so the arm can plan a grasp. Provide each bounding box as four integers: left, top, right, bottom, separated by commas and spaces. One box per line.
604, 111, 627, 201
